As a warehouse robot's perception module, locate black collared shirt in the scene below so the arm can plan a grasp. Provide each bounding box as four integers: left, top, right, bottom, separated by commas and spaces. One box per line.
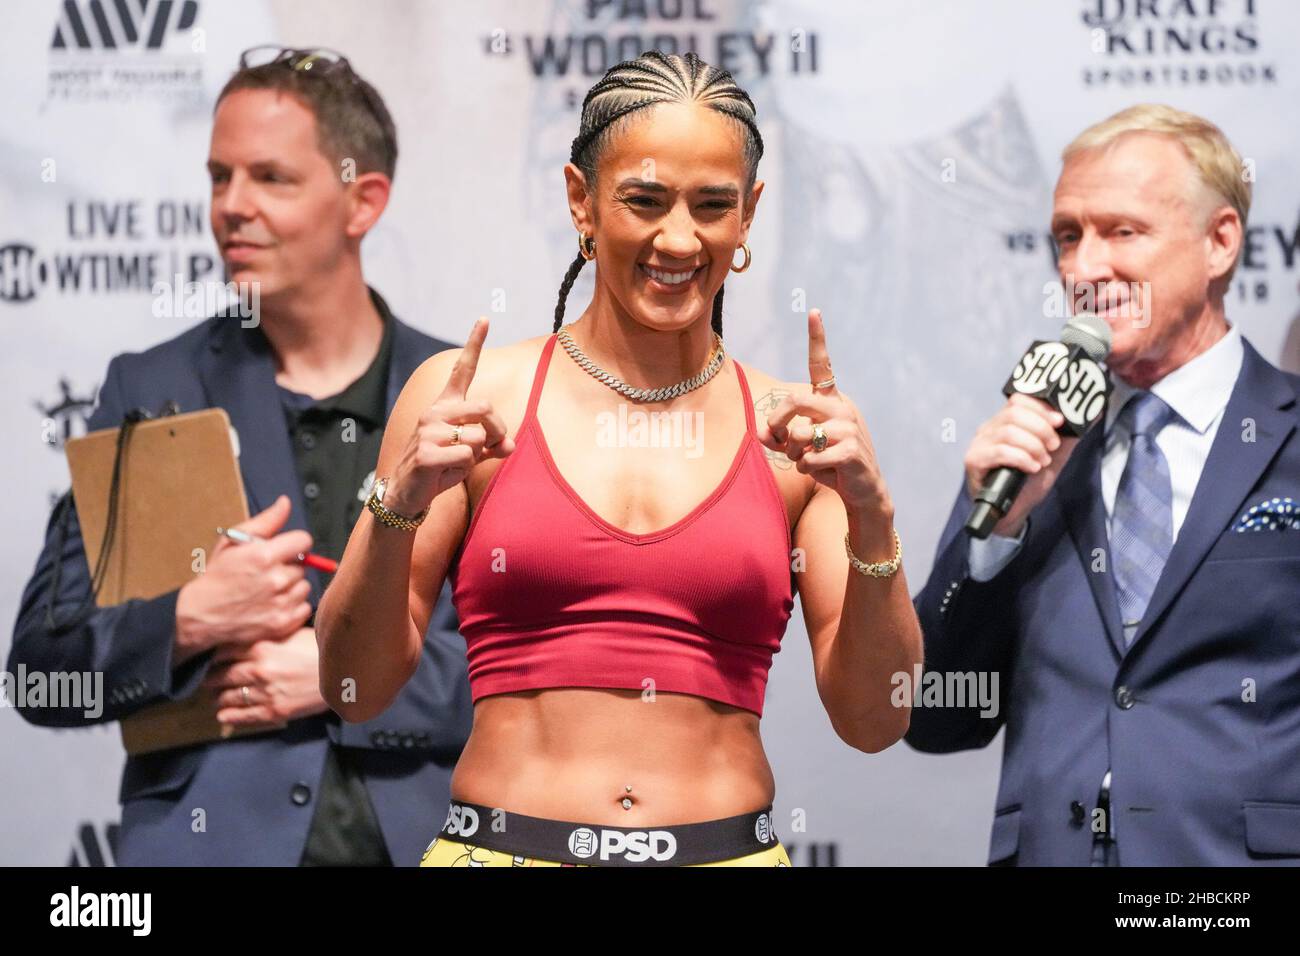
276, 292, 394, 866
277, 307, 392, 578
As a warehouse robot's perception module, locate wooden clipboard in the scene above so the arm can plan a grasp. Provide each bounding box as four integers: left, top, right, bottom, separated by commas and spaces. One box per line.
66, 408, 284, 754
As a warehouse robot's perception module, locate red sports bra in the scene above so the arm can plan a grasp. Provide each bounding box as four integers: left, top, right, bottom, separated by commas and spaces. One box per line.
449, 333, 795, 717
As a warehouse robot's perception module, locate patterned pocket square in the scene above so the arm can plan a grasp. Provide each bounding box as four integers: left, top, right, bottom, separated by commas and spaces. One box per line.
1236, 496, 1299, 532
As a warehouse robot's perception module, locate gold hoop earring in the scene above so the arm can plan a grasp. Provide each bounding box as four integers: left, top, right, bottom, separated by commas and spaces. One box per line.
578, 233, 596, 261
730, 242, 751, 273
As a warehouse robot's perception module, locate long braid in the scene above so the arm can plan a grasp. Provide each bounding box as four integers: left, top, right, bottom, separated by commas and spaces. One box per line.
553, 50, 760, 338
553, 251, 588, 333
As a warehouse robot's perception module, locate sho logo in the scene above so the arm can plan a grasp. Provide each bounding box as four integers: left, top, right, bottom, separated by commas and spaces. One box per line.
52, 0, 199, 51
443, 804, 479, 838
754, 812, 772, 844
568, 827, 598, 859
1005, 340, 1109, 434
0, 243, 48, 303
1009, 342, 1071, 396
1053, 357, 1107, 428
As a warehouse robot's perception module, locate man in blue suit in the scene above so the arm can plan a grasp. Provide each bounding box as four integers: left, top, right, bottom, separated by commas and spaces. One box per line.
908, 104, 1299, 865
9, 49, 472, 866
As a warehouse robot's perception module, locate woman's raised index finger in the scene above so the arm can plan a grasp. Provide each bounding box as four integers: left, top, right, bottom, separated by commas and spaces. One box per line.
439, 317, 489, 400
807, 309, 837, 395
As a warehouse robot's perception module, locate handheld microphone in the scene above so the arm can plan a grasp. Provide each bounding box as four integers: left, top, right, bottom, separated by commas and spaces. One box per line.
964, 313, 1113, 540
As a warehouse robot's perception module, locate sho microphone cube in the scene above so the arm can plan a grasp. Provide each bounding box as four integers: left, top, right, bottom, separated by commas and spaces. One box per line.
1003, 339, 1112, 437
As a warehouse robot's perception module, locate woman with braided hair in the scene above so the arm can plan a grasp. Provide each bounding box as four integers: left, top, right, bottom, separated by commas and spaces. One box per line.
317, 50, 922, 867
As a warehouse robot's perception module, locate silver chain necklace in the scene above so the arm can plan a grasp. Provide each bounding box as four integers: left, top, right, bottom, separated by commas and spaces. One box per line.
556, 324, 726, 403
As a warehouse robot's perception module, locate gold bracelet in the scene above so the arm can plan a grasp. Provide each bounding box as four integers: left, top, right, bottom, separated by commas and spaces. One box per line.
844, 527, 902, 578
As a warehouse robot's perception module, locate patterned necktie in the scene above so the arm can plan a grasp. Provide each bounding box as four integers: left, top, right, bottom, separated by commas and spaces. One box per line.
1110, 391, 1177, 643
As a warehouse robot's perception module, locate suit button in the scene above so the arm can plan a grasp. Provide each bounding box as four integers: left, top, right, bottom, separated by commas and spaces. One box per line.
1070, 801, 1085, 825
290, 783, 312, 806
299, 431, 317, 450
304, 481, 320, 500
1114, 686, 1135, 710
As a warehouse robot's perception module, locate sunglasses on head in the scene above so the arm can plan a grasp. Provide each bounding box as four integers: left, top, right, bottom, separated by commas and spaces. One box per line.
237, 45, 395, 168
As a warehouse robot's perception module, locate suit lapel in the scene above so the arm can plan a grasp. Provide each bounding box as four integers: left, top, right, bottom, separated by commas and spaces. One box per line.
197, 317, 321, 596
1058, 423, 1127, 658
1128, 341, 1297, 651
385, 316, 433, 415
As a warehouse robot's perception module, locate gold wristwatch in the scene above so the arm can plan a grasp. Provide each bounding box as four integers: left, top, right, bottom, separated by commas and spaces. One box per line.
366, 477, 429, 532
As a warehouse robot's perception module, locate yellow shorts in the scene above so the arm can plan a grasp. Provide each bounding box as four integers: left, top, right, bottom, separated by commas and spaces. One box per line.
419, 799, 792, 867
421, 835, 791, 867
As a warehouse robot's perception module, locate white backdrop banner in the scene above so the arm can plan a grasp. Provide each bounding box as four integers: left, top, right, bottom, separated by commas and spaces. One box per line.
2, 0, 1297, 865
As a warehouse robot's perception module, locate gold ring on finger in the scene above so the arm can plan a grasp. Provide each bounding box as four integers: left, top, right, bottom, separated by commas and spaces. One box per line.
812, 423, 829, 453
450, 424, 463, 445
240, 685, 251, 706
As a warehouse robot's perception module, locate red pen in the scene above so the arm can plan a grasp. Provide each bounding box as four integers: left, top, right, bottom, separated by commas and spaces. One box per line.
215, 526, 340, 573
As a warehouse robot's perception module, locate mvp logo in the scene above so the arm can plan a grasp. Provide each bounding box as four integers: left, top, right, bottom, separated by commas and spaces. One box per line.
52, 0, 199, 51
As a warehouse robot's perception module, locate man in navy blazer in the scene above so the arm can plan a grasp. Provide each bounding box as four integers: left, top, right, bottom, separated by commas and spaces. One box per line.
9, 50, 472, 865
908, 105, 1299, 865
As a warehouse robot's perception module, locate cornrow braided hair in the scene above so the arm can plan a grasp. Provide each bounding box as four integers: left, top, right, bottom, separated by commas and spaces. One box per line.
553, 50, 763, 338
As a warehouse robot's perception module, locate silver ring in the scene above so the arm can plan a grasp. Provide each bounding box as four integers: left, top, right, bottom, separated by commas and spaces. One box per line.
813, 376, 837, 390
811, 423, 828, 453
240, 685, 251, 706
449, 424, 463, 445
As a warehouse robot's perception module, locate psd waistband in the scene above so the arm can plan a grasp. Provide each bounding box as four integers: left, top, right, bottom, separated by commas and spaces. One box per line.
437, 799, 781, 867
